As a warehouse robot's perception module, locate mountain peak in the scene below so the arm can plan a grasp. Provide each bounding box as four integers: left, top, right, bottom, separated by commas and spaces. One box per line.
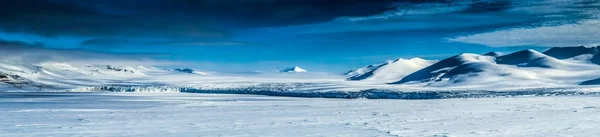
279, 66, 307, 72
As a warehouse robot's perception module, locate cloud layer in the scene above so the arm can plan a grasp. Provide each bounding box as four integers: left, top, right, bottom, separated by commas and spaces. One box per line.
446, 0, 600, 47
449, 20, 600, 47
0, 40, 174, 66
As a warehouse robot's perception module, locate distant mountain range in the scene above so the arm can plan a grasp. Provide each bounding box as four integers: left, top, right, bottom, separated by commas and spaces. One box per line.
2, 46, 600, 92
347, 46, 600, 87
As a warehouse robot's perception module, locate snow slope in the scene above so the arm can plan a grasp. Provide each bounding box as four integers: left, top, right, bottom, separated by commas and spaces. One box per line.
390, 53, 495, 84
495, 49, 576, 69
521, 55, 568, 69
347, 58, 435, 82
424, 62, 539, 87
0, 61, 151, 90
496, 49, 552, 65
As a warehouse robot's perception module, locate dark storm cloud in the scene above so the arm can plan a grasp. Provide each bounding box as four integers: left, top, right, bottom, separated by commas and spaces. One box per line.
0, 0, 229, 38
0, 40, 43, 48
459, 0, 512, 13
0, 0, 521, 38
83, 0, 401, 27
0, 0, 402, 38
79, 38, 249, 47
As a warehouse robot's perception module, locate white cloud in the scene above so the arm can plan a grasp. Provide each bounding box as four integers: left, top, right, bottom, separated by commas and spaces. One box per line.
448, 20, 600, 47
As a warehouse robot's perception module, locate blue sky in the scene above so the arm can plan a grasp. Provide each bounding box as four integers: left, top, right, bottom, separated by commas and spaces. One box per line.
1, 0, 599, 72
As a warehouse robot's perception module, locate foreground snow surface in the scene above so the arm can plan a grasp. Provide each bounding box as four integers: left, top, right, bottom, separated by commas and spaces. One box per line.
2, 92, 600, 137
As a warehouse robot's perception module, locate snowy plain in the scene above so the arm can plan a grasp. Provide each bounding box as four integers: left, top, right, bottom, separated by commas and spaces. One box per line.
2, 92, 600, 137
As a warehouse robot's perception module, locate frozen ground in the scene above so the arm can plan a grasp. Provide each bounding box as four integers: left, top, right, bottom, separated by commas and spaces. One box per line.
2, 92, 600, 137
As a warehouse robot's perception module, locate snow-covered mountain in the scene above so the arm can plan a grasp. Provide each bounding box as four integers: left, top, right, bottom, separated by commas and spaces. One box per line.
543, 46, 599, 59
496, 49, 547, 65
383, 48, 600, 87
496, 49, 569, 68
390, 53, 496, 84
279, 66, 307, 73
338, 47, 600, 87
347, 58, 435, 82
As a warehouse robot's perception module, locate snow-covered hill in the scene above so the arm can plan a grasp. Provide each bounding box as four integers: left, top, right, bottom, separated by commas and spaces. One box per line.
423, 62, 539, 87
0, 61, 153, 90
543, 46, 599, 59
496, 49, 576, 69
496, 49, 549, 65
347, 58, 435, 82
390, 53, 495, 84
381, 48, 600, 88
